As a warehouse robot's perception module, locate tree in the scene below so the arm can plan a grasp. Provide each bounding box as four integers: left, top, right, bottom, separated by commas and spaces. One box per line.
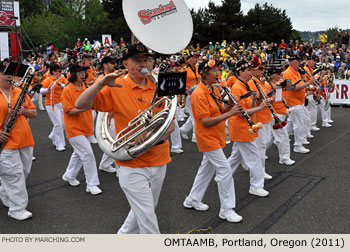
326, 26, 340, 42
101, 0, 131, 42
244, 3, 293, 42
19, 0, 45, 19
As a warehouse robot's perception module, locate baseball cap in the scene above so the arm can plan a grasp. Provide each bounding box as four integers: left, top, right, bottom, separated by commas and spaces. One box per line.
122, 44, 154, 61
69, 65, 89, 73
101, 56, 115, 65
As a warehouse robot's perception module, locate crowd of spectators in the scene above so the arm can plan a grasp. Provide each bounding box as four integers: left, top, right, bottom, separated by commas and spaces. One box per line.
3, 30, 350, 80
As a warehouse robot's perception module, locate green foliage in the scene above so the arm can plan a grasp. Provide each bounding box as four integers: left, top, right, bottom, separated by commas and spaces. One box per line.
21, 0, 111, 51
290, 29, 302, 42
19, 0, 45, 19
326, 26, 340, 42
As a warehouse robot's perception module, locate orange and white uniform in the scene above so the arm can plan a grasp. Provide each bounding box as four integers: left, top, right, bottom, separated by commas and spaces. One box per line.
283, 66, 306, 147
93, 74, 171, 234
0, 87, 36, 214
40, 75, 68, 150
227, 79, 265, 190
61, 83, 100, 187
185, 81, 238, 213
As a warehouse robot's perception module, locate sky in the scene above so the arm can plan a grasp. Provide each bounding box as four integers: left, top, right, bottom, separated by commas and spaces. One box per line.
184, 0, 350, 32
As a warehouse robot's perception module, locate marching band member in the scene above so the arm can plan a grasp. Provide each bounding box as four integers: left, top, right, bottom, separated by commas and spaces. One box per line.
0, 64, 37, 220
283, 55, 315, 154
60, 65, 102, 195
30, 70, 45, 111
180, 53, 201, 143
75, 44, 174, 234
40, 64, 68, 151
267, 67, 295, 165
183, 59, 242, 222
318, 68, 332, 127
248, 56, 273, 179
227, 59, 270, 197
94, 56, 119, 173
304, 56, 320, 132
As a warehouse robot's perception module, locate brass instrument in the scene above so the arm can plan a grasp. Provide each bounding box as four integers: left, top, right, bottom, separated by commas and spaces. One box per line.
177, 94, 187, 108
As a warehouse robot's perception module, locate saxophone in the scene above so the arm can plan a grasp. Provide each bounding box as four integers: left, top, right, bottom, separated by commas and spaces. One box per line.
0, 67, 35, 153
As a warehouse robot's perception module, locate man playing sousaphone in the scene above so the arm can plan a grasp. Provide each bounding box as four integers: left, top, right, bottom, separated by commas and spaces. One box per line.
75, 44, 175, 234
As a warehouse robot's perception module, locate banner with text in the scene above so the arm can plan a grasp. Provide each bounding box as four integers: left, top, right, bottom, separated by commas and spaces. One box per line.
102, 35, 112, 47
330, 80, 350, 105
0, 1, 20, 27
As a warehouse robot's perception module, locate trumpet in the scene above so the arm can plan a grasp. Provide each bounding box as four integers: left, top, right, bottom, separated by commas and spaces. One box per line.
221, 86, 262, 133
251, 77, 287, 130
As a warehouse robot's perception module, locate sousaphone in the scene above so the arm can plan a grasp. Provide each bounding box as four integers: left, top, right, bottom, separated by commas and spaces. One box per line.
95, 0, 193, 160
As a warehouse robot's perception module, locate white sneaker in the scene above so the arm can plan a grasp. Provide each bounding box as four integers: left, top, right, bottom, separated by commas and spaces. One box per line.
99, 165, 117, 173
181, 133, 189, 140
293, 145, 310, 153
322, 123, 332, 128
279, 158, 295, 165
307, 134, 314, 139
89, 136, 98, 144
328, 119, 334, 123
241, 163, 249, 171
86, 185, 102, 195
56, 146, 66, 152
183, 197, 209, 211
264, 172, 272, 180
8, 209, 32, 221
32, 156, 36, 161
178, 117, 185, 122
302, 140, 310, 145
311, 126, 320, 131
62, 174, 80, 186
226, 140, 231, 144
265, 155, 268, 160
249, 186, 269, 197
219, 209, 242, 223
191, 138, 197, 143
39, 107, 45, 111
0, 192, 9, 208
171, 148, 184, 154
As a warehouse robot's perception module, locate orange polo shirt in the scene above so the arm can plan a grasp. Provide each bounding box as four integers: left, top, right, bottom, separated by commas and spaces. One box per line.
283, 66, 305, 106
61, 83, 93, 138
250, 79, 273, 124
228, 79, 259, 142
41, 75, 68, 106
182, 65, 200, 89
226, 75, 237, 89
93, 74, 171, 168
191, 81, 226, 152
0, 88, 35, 149
271, 89, 287, 115
86, 66, 96, 85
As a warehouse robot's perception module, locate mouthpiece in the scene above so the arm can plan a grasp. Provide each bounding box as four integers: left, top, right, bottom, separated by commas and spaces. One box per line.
140, 67, 149, 75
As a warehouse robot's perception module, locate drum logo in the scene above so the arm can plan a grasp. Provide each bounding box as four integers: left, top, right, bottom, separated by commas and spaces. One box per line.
138, 1, 177, 25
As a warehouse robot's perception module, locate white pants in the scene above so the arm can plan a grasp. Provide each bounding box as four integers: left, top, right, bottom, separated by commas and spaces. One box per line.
307, 95, 318, 127
63, 135, 99, 186
176, 106, 185, 121
270, 114, 291, 161
99, 118, 118, 169
46, 102, 66, 148
228, 141, 264, 189
303, 105, 311, 139
117, 165, 167, 234
180, 95, 196, 141
0, 146, 33, 212
31, 93, 45, 110
319, 98, 330, 124
187, 148, 236, 209
286, 104, 305, 146
255, 122, 272, 171
170, 113, 182, 150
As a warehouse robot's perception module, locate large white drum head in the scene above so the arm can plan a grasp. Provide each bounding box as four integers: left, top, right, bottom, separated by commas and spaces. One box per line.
123, 0, 193, 54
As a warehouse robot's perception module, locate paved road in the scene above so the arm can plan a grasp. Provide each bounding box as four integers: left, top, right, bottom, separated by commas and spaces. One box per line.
0, 106, 349, 234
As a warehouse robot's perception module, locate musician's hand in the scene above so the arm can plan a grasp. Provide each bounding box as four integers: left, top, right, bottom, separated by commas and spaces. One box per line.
17, 106, 26, 115
227, 103, 241, 116
260, 99, 270, 109
0, 130, 9, 143
102, 70, 126, 88
275, 79, 284, 87
134, 131, 148, 145
309, 77, 316, 84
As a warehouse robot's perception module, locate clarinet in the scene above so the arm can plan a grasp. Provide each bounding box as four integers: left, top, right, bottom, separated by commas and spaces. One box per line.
263, 74, 292, 113
0, 67, 35, 153
222, 86, 262, 133
251, 76, 287, 130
